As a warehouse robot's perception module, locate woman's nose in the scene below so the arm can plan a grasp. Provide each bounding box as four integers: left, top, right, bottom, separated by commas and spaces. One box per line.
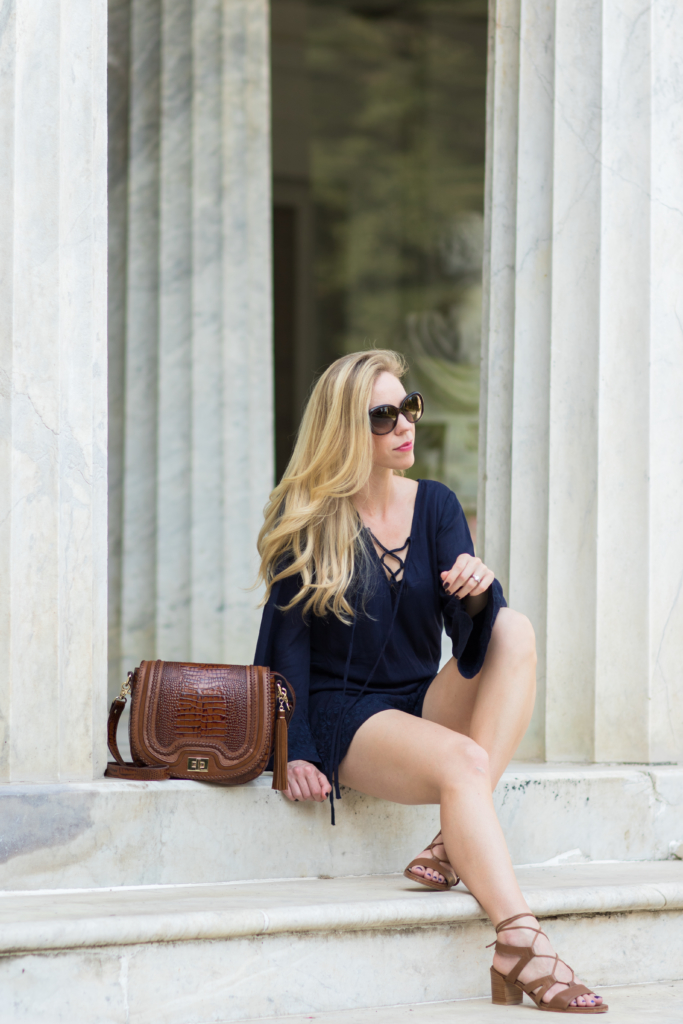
395, 413, 412, 433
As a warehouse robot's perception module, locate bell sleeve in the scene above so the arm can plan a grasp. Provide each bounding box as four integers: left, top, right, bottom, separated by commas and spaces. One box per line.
436, 488, 506, 679
254, 574, 321, 765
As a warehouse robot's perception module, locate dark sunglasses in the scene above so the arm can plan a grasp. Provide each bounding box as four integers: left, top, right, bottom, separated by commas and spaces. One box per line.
368, 391, 424, 435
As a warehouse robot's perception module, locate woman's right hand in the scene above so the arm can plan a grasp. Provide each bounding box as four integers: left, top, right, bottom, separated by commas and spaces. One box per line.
282, 759, 331, 802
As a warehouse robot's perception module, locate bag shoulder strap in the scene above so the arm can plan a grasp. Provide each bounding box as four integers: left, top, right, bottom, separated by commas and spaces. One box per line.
104, 672, 171, 781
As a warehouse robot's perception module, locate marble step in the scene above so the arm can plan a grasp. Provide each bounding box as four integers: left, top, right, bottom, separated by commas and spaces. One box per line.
242, 981, 683, 1024
1, 762, 682, 891
1, 862, 681, 1023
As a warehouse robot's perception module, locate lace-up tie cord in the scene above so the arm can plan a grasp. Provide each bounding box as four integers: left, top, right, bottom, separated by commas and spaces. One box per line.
325, 532, 413, 824
369, 531, 411, 587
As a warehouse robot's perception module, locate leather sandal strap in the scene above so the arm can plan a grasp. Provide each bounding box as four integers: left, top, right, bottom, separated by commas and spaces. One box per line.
494, 941, 534, 957
499, 946, 536, 987
545, 983, 592, 1010
426, 833, 452, 863
426, 832, 443, 851
493, 940, 534, 983
494, 925, 544, 963
495, 912, 538, 933
503, 951, 535, 985
491, 914, 598, 1011
527, 974, 559, 1001
496, 923, 545, 941
493, 940, 559, 988
405, 856, 457, 886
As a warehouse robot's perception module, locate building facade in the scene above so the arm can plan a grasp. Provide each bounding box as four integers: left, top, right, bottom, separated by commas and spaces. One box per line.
1, 3, 682, 1017
1, 0, 682, 781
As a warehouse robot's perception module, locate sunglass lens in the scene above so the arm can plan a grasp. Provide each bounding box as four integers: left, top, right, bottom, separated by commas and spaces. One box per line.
369, 407, 397, 434
402, 393, 424, 423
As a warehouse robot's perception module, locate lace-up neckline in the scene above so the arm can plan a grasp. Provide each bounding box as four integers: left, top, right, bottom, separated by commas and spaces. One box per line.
368, 530, 411, 588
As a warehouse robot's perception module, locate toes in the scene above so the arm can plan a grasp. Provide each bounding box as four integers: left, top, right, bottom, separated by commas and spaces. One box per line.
425, 870, 444, 884
559, 990, 602, 1009
412, 865, 425, 877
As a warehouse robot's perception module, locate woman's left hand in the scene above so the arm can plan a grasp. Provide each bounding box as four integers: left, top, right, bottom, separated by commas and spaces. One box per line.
441, 553, 494, 602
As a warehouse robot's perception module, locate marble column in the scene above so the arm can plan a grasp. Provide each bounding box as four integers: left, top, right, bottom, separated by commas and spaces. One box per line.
0, 0, 108, 781
480, 0, 683, 763
108, 0, 273, 695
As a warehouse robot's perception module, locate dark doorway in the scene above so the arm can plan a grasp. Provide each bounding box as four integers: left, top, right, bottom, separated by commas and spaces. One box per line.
271, 0, 487, 524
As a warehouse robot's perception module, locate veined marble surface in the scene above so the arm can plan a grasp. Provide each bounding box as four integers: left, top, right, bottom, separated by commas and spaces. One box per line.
0, 864, 681, 1021
0, 764, 681, 891
241, 982, 683, 1024
0, 0, 108, 782
1, 860, 682, 953
482, 0, 683, 765
108, 0, 273, 704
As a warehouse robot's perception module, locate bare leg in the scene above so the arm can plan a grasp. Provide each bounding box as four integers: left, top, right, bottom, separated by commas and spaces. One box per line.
339, 709, 526, 921
338, 712, 601, 1006
409, 608, 535, 886
422, 607, 537, 788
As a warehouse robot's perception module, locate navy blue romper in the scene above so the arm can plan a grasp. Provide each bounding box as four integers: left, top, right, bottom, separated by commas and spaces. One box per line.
254, 480, 506, 819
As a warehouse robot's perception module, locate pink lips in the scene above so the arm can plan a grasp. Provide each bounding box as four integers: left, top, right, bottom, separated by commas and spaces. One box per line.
395, 441, 413, 451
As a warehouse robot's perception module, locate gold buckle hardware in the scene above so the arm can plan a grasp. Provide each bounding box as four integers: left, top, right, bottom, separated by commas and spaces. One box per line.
119, 671, 133, 701
276, 682, 290, 713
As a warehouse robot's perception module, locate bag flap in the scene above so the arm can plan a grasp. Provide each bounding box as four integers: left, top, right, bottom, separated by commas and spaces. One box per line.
131, 661, 274, 771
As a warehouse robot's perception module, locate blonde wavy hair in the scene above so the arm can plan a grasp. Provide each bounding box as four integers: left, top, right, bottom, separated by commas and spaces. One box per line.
257, 349, 408, 621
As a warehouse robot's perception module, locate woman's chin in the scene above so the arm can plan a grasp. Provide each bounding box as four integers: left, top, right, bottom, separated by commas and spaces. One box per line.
373, 449, 416, 472
394, 451, 416, 471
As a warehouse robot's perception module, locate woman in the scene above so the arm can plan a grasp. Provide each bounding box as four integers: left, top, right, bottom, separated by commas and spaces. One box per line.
255, 350, 606, 1014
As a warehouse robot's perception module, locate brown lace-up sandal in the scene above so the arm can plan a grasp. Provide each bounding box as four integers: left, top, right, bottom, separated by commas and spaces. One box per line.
403, 832, 460, 892
489, 913, 608, 1013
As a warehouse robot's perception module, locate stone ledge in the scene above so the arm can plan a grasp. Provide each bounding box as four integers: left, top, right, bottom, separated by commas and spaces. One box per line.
0, 862, 681, 954
0, 763, 681, 890
1, 866, 681, 1021
240, 982, 683, 1024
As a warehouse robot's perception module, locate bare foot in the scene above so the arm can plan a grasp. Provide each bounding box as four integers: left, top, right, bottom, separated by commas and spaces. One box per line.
493, 915, 603, 1008
406, 833, 456, 886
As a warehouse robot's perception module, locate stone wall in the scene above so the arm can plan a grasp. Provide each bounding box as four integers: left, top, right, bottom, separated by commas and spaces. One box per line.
480, 0, 683, 764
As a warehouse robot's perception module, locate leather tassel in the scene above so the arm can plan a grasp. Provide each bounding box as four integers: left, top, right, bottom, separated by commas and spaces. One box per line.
272, 707, 289, 791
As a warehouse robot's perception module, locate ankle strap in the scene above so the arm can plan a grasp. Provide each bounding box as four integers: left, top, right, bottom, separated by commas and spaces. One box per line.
495, 912, 538, 933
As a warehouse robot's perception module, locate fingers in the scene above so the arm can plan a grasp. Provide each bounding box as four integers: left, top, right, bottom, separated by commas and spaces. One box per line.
441, 553, 478, 596
441, 555, 494, 600
466, 567, 495, 598
282, 761, 332, 803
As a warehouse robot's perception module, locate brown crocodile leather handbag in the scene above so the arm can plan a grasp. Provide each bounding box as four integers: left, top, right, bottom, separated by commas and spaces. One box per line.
104, 661, 295, 790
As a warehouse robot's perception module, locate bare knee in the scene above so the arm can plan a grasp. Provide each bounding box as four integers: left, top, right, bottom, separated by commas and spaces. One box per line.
439, 734, 489, 788
492, 608, 537, 667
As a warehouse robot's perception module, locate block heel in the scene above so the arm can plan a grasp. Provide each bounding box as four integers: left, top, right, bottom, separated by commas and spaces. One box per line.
491, 966, 523, 1005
